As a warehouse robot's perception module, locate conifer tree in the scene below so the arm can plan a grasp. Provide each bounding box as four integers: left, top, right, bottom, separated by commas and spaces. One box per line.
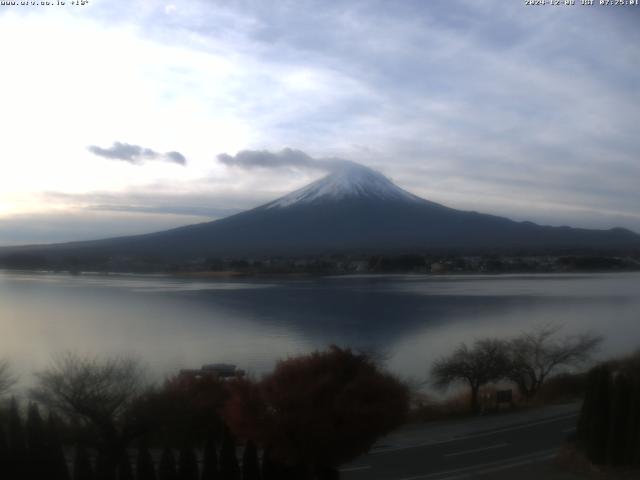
586, 365, 611, 464
136, 440, 157, 480
577, 361, 640, 467
241, 441, 260, 480
26, 403, 48, 479
8, 398, 27, 480
259, 447, 278, 480
117, 452, 134, 480
158, 447, 178, 480
628, 376, 640, 465
0, 425, 10, 480
95, 452, 117, 480
201, 434, 219, 480
178, 444, 199, 480
219, 426, 240, 480
46, 413, 71, 480
73, 444, 95, 480
606, 372, 632, 465
576, 367, 595, 448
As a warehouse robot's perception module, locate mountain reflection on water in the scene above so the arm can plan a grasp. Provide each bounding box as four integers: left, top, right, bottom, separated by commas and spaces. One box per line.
1, 271, 639, 386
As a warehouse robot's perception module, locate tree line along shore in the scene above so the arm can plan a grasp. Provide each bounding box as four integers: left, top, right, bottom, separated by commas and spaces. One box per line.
2, 251, 640, 275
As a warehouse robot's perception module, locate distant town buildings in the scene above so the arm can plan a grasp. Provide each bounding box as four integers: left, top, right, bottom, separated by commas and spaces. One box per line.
179, 363, 245, 380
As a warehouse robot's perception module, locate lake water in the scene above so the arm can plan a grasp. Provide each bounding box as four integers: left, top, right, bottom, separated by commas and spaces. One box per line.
1, 270, 639, 388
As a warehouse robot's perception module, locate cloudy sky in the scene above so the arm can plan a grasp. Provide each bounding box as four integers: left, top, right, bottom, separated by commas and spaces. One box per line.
1, 0, 639, 245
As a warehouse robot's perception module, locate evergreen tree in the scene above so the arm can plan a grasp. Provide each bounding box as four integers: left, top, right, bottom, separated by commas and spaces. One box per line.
73, 444, 95, 480
8, 398, 27, 480
136, 440, 157, 480
627, 378, 640, 465
158, 447, 178, 480
606, 372, 632, 465
178, 444, 199, 480
624, 372, 640, 465
577, 361, 640, 467
576, 367, 595, 449
26, 403, 48, 480
0, 426, 10, 480
95, 452, 117, 480
201, 434, 219, 480
26, 403, 46, 448
259, 447, 278, 480
241, 441, 260, 480
46, 413, 71, 480
219, 426, 239, 480
586, 365, 611, 464
117, 451, 134, 480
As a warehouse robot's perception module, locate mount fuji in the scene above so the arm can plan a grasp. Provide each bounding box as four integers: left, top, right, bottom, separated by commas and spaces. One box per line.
3, 163, 640, 261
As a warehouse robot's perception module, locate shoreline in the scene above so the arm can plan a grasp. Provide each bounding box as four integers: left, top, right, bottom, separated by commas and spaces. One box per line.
2, 267, 640, 280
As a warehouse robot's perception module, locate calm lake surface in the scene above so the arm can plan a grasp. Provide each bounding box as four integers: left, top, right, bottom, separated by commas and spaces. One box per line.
1, 270, 639, 386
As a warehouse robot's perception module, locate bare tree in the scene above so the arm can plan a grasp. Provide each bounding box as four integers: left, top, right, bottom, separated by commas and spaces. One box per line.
431, 339, 510, 412
32, 352, 145, 422
31, 352, 147, 471
0, 358, 17, 396
506, 325, 602, 399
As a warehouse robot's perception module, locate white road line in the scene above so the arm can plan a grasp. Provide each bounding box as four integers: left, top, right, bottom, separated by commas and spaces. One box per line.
371, 413, 578, 454
394, 448, 557, 480
443, 442, 508, 458
340, 465, 371, 472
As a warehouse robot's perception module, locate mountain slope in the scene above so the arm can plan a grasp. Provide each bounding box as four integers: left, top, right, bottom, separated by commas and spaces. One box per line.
3, 163, 640, 260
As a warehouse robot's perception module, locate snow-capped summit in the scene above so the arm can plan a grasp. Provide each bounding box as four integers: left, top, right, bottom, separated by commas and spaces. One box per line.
265, 162, 421, 209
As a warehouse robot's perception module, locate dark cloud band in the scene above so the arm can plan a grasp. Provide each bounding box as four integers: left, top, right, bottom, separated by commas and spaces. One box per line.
88, 142, 187, 166
217, 148, 350, 172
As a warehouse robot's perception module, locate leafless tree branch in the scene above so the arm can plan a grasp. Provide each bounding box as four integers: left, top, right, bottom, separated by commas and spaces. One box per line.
0, 358, 17, 396
30, 352, 146, 426
506, 325, 602, 398
431, 339, 510, 411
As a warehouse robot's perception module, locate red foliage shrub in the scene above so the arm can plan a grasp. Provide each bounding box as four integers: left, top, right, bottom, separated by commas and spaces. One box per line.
129, 374, 228, 443
224, 346, 409, 470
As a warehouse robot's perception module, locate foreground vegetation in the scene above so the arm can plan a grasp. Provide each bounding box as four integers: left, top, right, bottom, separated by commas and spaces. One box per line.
0, 347, 409, 480
548, 351, 640, 480
0, 326, 608, 479
430, 326, 602, 412
576, 351, 640, 468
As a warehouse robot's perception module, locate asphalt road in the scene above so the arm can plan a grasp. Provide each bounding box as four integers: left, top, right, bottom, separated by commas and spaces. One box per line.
341, 412, 578, 480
